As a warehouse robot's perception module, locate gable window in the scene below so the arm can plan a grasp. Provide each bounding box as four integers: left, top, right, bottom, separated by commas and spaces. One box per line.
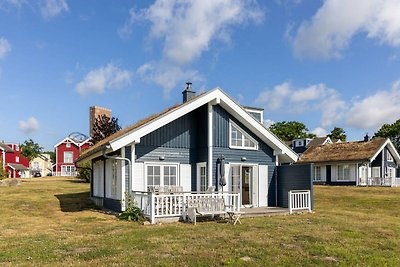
64, 152, 73, 163
15, 156, 19, 163
314, 166, 321, 181
146, 164, 178, 187
15, 145, 19, 151
66, 143, 71, 148
387, 150, 393, 162
197, 163, 208, 192
337, 165, 350, 180
296, 140, 304, 147
229, 121, 258, 150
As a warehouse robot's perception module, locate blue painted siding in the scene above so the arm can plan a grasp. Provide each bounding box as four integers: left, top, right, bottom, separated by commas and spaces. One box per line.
212, 105, 276, 203
276, 164, 313, 208
135, 105, 208, 165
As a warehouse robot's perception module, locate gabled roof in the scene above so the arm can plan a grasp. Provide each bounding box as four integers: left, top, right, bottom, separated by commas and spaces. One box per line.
54, 137, 91, 148
298, 138, 400, 164
7, 163, 29, 171
76, 88, 298, 164
306, 137, 332, 148
0, 143, 14, 152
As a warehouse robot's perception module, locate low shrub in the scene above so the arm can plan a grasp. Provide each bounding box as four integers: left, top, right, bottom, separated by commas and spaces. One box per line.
119, 193, 144, 222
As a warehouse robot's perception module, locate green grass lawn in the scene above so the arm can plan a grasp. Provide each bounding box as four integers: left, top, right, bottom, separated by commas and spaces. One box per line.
1, 177, 400, 266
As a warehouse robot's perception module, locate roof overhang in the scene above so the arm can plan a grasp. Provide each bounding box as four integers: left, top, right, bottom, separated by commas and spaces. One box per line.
79, 88, 298, 164
370, 139, 400, 164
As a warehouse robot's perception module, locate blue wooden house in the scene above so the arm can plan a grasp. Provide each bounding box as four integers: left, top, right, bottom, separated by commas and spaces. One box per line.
76, 84, 312, 222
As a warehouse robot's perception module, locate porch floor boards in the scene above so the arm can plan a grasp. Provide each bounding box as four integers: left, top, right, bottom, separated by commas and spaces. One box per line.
240, 207, 289, 217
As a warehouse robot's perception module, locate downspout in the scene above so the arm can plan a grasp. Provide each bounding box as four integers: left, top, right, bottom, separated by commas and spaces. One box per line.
103, 145, 131, 211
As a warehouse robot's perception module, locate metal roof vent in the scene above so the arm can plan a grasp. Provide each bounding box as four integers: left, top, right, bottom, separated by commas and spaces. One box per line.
182, 82, 196, 103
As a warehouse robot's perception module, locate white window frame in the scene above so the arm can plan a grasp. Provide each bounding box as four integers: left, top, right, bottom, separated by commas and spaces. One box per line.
337, 165, 350, 181
314, 166, 321, 181
66, 143, 71, 148
372, 167, 381, 178
111, 160, 117, 196
387, 167, 395, 178
387, 150, 394, 162
64, 151, 73, 163
15, 145, 19, 151
144, 163, 179, 188
15, 156, 19, 163
229, 120, 258, 150
196, 162, 208, 192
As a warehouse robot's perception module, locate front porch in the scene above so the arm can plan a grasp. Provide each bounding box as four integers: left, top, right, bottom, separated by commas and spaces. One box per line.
131, 189, 312, 224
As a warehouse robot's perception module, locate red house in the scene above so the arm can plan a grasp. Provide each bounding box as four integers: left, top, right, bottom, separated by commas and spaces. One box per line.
0, 142, 30, 178
54, 137, 91, 176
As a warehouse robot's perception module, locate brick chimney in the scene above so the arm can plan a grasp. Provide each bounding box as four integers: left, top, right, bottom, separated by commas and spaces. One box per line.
89, 106, 112, 137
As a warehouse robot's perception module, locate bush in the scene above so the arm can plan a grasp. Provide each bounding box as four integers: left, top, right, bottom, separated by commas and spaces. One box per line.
119, 193, 144, 222
77, 162, 91, 182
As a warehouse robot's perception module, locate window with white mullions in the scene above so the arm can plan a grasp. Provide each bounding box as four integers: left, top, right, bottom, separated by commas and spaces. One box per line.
146, 165, 177, 187
197, 163, 207, 192
337, 165, 350, 180
147, 165, 161, 187
163, 166, 177, 186
314, 166, 321, 181
229, 120, 258, 150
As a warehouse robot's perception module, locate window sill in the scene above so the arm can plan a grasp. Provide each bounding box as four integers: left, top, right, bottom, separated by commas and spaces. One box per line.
229, 145, 258, 151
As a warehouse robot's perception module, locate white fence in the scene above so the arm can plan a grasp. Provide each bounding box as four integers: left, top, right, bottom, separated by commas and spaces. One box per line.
392, 178, 400, 187
52, 171, 78, 177
365, 177, 400, 187
288, 190, 311, 214
131, 191, 241, 224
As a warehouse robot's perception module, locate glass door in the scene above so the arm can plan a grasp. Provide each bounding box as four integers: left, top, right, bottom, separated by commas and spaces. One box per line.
241, 166, 252, 205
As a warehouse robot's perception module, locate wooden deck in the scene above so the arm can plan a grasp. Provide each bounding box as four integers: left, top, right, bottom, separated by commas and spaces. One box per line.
241, 207, 290, 217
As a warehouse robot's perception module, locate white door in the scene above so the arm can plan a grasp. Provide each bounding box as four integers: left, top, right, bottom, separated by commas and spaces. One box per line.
359, 165, 367, 185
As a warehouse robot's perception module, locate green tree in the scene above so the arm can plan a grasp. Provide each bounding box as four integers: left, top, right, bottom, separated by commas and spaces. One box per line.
374, 119, 400, 150
0, 155, 6, 179
269, 121, 316, 141
328, 127, 347, 142
20, 139, 43, 162
77, 161, 91, 182
92, 114, 122, 144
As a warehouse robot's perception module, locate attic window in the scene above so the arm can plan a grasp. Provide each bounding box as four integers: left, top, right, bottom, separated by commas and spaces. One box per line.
387, 151, 393, 161
229, 120, 258, 150
66, 143, 71, 148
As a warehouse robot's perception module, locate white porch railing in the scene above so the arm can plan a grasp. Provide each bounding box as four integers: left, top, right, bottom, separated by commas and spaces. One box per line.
52, 171, 78, 177
131, 191, 241, 224
288, 190, 312, 214
365, 177, 400, 187
391, 178, 400, 187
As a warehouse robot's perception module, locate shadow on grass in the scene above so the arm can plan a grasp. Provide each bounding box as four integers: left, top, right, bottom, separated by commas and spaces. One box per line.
55, 191, 97, 212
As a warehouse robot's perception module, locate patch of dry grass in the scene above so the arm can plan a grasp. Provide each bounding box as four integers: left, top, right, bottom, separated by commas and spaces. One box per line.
1, 179, 400, 266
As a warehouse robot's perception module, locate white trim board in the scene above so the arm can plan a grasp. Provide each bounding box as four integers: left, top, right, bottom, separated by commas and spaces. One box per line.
107, 88, 297, 163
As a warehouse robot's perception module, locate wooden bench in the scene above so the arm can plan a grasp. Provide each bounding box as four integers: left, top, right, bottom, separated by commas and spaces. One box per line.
186, 197, 227, 224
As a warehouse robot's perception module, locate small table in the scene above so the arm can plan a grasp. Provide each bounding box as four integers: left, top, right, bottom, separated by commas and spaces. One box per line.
227, 211, 244, 225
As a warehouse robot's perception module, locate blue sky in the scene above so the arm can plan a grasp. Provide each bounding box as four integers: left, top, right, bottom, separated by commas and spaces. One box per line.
1, 0, 400, 151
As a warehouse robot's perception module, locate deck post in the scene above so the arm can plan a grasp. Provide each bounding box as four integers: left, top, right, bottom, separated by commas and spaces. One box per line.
150, 193, 155, 224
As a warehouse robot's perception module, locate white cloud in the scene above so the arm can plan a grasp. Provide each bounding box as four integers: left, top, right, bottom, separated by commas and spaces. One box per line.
39, 0, 69, 19
122, 0, 264, 95
75, 64, 133, 96
19, 117, 40, 134
256, 82, 346, 127
256, 82, 291, 110
292, 0, 400, 59
311, 127, 328, 137
0, 38, 11, 59
346, 80, 400, 129
137, 62, 202, 97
